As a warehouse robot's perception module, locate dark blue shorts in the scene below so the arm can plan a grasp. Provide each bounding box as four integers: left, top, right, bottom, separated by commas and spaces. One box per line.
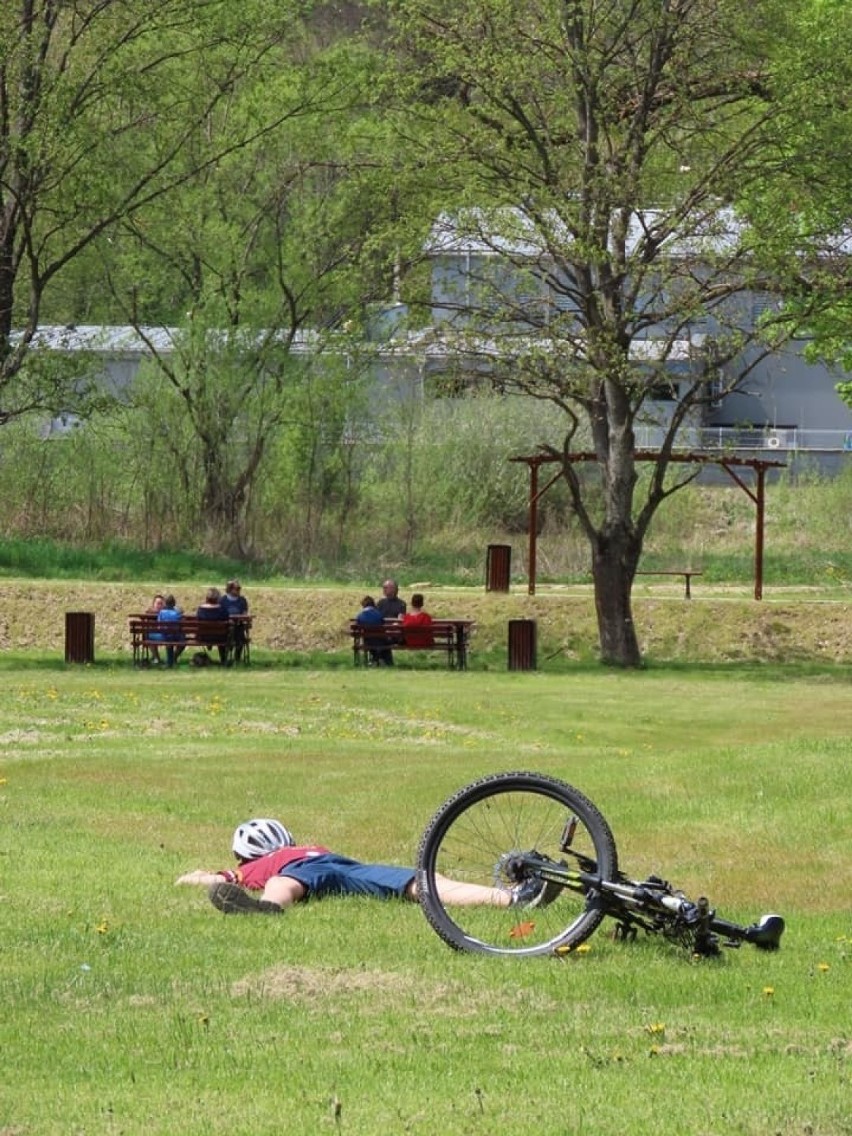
279, 854, 415, 900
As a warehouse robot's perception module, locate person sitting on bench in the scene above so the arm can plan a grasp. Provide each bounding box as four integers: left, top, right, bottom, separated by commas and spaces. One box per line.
402, 592, 434, 648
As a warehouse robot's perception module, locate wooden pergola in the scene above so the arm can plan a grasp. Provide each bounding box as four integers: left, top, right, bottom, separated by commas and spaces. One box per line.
509, 451, 787, 600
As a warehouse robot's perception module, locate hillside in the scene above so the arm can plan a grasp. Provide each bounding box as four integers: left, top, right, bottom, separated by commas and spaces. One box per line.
2, 580, 851, 666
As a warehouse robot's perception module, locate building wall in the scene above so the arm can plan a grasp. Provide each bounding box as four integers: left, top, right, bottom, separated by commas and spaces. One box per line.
711, 341, 852, 434
428, 251, 852, 451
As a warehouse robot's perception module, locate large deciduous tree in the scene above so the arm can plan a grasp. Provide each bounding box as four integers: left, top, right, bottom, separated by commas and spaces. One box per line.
376, 0, 849, 665
0, 0, 309, 423
96, 31, 392, 554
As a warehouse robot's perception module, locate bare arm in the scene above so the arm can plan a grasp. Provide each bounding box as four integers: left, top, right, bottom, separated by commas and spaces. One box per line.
175, 869, 227, 886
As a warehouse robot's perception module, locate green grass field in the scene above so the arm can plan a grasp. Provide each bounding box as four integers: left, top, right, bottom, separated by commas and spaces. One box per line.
1, 663, 849, 1135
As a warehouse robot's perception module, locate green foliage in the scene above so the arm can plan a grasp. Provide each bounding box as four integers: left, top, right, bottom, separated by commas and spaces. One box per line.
55, 13, 402, 559
837, 377, 852, 410
4, 1, 308, 360
252, 355, 374, 571
359, 394, 579, 533
0, 402, 850, 586
0, 538, 253, 583
737, 0, 852, 370
5, 0, 847, 668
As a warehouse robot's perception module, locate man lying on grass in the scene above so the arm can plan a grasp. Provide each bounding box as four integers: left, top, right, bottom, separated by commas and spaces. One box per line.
176, 817, 559, 914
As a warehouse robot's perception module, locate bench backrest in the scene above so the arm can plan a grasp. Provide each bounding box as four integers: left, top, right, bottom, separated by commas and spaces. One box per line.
348, 620, 471, 649
130, 615, 238, 644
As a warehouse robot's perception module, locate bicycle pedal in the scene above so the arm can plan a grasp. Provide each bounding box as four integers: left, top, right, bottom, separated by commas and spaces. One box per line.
692, 935, 721, 958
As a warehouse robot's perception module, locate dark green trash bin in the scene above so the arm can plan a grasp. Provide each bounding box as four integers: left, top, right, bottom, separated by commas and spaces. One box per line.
486, 544, 512, 592
65, 612, 95, 664
507, 619, 537, 671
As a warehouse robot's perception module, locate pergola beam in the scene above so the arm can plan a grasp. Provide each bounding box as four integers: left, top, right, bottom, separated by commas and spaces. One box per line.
509, 451, 786, 599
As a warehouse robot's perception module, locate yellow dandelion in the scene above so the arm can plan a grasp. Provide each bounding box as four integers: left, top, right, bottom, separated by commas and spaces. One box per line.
646, 1022, 666, 1035
0, 777, 7, 785
575, 943, 592, 954
817, 962, 830, 973
96, 921, 109, 935
649, 1045, 661, 1056
762, 985, 775, 997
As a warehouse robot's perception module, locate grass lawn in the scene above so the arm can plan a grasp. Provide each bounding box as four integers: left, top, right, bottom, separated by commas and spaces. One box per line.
0, 661, 849, 1135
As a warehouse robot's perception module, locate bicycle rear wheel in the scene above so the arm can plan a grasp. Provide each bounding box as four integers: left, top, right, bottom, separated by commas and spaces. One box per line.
417, 771, 618, 957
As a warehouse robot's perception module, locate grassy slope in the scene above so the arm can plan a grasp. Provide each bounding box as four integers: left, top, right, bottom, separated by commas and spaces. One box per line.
1, 578, 851, 664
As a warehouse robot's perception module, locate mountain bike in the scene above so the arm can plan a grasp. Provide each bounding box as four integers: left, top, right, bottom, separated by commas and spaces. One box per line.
416, 771, 785, 959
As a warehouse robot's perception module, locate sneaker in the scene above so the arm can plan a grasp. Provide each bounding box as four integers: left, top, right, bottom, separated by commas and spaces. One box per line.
209, 882, 282, 915
510, 875, 562, 909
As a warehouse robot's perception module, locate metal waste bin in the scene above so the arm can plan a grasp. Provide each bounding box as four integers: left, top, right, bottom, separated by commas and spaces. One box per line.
65, 612, 95, 664
507, 619, 537, 671
485, 544, 512, 592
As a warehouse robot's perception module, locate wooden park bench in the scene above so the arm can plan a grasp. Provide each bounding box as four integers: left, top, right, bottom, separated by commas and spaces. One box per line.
635, 569, 703, 599
129, 614, 252, 667
349, 619, 474, 670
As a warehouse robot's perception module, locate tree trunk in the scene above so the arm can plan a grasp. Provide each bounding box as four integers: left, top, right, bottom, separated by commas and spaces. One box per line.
591, 528, 642, 667
200, 447, 247, 556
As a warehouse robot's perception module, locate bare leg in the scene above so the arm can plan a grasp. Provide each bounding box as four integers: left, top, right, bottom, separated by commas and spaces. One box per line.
260, 876, 308, 908
206, 875, 307, 915
405, 873, 511, 907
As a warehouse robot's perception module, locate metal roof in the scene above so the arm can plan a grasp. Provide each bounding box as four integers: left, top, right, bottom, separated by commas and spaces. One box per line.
15, 325, 318, 356
426, 207, 852, 259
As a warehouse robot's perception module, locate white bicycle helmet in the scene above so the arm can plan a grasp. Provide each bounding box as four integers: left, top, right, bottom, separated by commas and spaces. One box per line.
232, 818, 295, 860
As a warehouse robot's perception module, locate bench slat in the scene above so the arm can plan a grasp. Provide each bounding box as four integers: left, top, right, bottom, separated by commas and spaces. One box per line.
348, 620, 473, 670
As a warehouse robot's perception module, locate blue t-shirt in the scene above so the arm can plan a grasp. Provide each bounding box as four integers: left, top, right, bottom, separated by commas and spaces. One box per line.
355, 605, 385, 648
356, 606, 383, 627
158, 607, 183, 640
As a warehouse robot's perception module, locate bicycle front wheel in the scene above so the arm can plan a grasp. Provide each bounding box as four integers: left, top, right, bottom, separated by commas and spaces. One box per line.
417, 771, 618, 957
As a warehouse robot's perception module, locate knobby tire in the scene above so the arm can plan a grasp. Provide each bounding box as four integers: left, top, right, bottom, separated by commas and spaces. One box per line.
416, 771, 619, 957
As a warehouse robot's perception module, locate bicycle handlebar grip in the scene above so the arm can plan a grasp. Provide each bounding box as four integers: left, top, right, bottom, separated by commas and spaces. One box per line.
746, 914, 785, 951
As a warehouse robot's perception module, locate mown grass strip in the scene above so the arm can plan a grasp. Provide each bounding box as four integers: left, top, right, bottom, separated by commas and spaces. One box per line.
0, 666, 848, 1135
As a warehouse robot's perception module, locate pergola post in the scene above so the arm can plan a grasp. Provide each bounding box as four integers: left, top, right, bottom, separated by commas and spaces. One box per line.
718, 459, 772, 601
528, 460, 538, 596
511, 452, 782, 600
756, 464, 766, 601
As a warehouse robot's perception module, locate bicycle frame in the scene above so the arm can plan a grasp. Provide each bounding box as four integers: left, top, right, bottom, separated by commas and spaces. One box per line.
508, 852, 784, 956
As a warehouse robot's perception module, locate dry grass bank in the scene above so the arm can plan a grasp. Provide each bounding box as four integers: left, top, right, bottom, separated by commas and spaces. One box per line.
1, 579, 851, 664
